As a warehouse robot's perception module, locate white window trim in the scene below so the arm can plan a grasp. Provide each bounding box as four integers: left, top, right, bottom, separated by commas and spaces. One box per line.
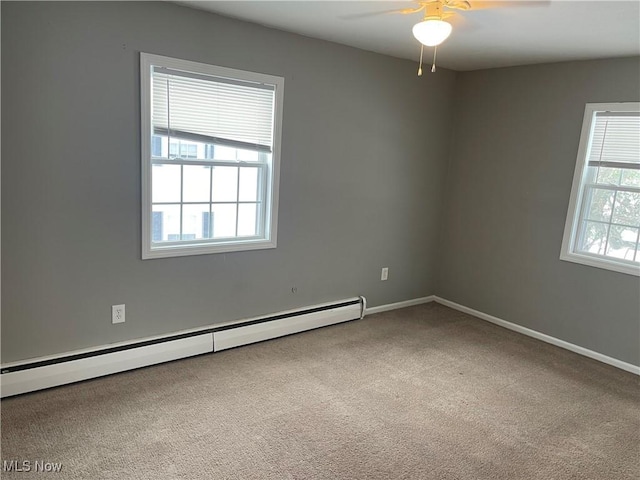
560, 102, 640, 276
140, 53, 284, 260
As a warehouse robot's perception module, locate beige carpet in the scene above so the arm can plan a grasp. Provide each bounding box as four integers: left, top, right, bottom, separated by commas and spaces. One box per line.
1, 303, 639, 479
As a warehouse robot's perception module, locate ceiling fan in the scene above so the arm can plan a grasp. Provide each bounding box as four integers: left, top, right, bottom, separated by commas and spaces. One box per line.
404, 0, 471, 74
349, 0, 544, 76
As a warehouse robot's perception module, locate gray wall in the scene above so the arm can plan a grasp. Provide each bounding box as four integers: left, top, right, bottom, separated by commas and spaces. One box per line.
437, 57, 640, 366
1, 2, 456, 362
3, 2, 638, 368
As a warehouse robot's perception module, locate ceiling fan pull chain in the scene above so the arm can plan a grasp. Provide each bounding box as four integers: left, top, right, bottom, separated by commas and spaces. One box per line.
417, 43, 424, 76
431, 46, 438, 73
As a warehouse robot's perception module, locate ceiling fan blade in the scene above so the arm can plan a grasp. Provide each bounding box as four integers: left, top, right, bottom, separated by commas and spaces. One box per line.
339, 8, 416, 21
444, 1, 472, 11
397, 6, 427, 15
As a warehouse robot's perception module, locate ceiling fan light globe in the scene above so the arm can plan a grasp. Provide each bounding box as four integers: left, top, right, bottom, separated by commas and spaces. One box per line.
412, 20, 452, 47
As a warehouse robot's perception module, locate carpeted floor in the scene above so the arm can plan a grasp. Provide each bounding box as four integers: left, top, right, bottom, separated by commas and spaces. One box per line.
1, 303, 639, 479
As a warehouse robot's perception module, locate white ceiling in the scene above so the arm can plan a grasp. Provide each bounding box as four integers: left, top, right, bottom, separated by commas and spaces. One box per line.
177, 1, 640, 71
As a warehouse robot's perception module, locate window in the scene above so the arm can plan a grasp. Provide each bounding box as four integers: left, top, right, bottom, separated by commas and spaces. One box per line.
561, 103, 640, 276
140, 53, 284, 259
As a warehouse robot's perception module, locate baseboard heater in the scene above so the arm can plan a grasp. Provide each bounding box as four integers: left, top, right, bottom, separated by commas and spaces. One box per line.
1, 297, 366, 398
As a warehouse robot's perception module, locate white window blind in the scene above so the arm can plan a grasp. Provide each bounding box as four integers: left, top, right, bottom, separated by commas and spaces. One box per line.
587, 112, 640, 169
152, 67, 276, 153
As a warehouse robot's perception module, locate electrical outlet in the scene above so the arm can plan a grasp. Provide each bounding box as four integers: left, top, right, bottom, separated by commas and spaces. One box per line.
112, 304, 125, 324
381, 267, 389, 281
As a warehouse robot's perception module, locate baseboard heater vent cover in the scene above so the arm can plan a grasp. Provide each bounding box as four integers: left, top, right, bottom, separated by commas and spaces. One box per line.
1, 297, 365, 398
213, 298, 364, 352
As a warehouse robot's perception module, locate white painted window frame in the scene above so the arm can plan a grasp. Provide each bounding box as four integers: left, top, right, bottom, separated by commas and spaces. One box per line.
140, 53, 284, 260
560, 102, 640, 276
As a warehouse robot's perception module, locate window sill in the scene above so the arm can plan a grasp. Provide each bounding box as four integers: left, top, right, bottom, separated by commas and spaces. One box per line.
143, 239, 277, 260
560, 251, 640, 277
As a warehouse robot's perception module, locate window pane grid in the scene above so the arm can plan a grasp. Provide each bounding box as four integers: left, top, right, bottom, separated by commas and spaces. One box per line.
602, 189, 616, 257
151, 203, 264, 242
580, 217, 640, 231
151, 160, 264, 242
576, 183, 640, 263
151, 158, 266, 242
576, 232, 639, 264
581, 186, 640, 228
576, 153, 640, 264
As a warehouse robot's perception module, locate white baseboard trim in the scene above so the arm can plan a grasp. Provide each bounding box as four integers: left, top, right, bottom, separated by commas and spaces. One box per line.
365, 296, 435, 315
433, 296, 640, 376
